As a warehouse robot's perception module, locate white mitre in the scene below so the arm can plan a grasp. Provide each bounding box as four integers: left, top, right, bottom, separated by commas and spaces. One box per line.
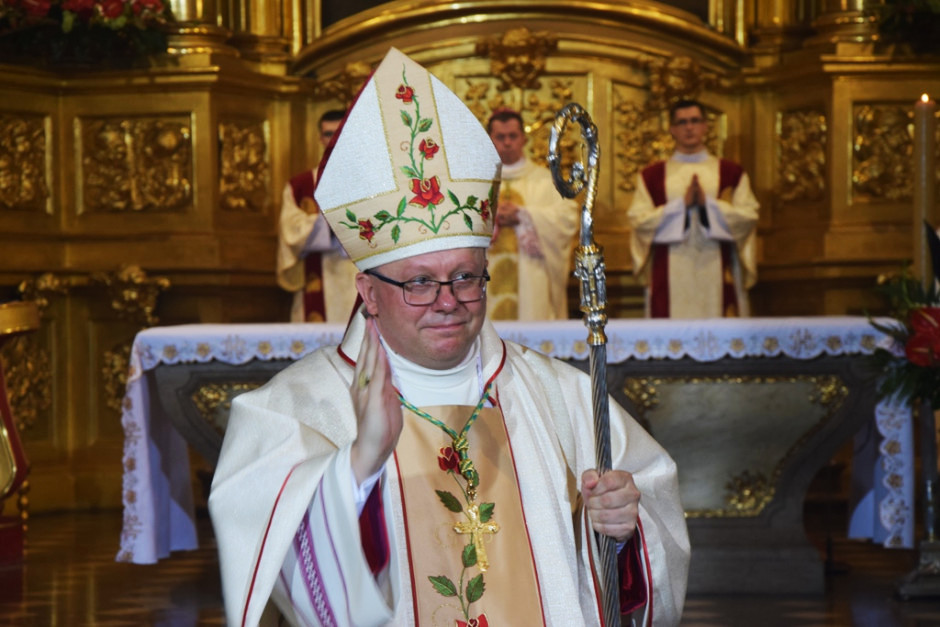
314, 47, 501, 270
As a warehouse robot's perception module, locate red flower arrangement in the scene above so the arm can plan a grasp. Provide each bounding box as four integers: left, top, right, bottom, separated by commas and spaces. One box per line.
870, 224, 940, 408
0, 0, 174, 67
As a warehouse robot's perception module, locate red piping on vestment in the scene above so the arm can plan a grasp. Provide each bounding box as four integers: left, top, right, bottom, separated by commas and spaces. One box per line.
242, 463, 302, 627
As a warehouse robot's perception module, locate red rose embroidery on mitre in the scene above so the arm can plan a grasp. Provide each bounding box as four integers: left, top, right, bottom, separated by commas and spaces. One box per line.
410, 176, 445, 207
396, 84, 415, 103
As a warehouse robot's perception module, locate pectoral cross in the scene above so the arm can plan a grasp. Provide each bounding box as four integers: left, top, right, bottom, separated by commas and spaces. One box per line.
454, 503, 500, 572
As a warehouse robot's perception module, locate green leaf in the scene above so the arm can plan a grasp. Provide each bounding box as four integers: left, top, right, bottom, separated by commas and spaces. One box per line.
374, 210, 392, 222
397, 196, 407, 217
401, 165, 419, 179
436, 489, 463, 513
466, 573, 485, 603
478, 502, 495, 523
463, 213, 473, 230
466, 195, 478, 207
428, 575, 458, 597
448, 190, 461, 207
401, 110, 413, 127
345, 209, 357, 223
462, 544, 477, 568
391, 224, 401, 243
418, 117, 433, 132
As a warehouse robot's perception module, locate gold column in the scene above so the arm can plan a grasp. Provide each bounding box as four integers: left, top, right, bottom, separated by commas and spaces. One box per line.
809, 0, 879, 49
226, 0, 292, 63
165, 0, 238, 57
750, 0, 813, 52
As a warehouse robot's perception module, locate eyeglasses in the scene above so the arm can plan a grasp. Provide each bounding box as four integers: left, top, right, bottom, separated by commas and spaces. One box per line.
672, 117, 705, 127
365, 269, 490, 306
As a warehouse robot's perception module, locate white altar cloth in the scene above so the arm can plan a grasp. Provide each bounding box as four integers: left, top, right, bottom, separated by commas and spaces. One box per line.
116, 317, 907, 564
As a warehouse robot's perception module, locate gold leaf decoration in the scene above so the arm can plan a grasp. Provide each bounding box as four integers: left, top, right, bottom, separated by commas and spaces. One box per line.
0, 113, 48, 213
80, 116, 193, 213
219, 119, 270, 213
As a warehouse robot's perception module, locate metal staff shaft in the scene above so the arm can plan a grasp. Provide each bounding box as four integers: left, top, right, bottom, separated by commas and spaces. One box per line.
548, 103, 618, 627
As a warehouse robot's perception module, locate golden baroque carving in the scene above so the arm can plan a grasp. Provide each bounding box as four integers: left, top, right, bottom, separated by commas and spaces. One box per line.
93, 265, 169, 415
0, 334, 51, 432
219, 119, 269, 213
852, 104, 940, 202
476, 27, 558, 91
80, 116, 193, 213
102, 344, 132, 413
724, 469, 773, 514
192, 382, 261, 430
0, 113, 49, 213
5, 274, 70, 432
93, 265, 170, 327
777, 109, 827, 204
312, 61, 373, 105
614, 56, 720, 193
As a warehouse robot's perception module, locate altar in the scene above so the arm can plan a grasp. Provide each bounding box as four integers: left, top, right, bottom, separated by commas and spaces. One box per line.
116, 317, 908, 594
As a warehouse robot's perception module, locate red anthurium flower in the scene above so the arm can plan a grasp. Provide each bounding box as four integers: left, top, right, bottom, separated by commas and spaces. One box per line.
438, 446, 459, 472
910, 307, 940, 335
906, 307, 940, 367
457, 615, 489, 627
357, 219, 375, 242
410, 176, 444, 207
419, 138, 439, 160
396, 84, 415, 103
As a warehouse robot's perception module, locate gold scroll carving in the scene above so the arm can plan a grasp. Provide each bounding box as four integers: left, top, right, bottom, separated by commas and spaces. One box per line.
613, 56, 720, 193
467, 27, 571, 168
79, 116, 193, 213
0, 275, 70, 433
312, 61, 373, 105
777, 109, 827, 204
219, 119, 270, 213
853, 104, 940, 202
94, 265, 170, 412
192, 382, 262, 431
0, 113, 49, 213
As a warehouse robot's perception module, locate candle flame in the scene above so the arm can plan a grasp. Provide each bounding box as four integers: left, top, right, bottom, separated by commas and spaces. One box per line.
922, 93, 931, 103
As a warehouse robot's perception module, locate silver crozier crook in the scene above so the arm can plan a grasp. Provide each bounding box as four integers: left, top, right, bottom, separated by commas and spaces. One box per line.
547, 103, 618, 627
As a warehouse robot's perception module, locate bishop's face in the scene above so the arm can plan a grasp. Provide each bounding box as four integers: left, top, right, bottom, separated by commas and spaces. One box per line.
357, 248, 488, 370
669, 105, 708, 154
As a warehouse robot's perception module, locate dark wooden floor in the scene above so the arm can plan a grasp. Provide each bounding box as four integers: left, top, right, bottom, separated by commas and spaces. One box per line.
3, 507, 940, 626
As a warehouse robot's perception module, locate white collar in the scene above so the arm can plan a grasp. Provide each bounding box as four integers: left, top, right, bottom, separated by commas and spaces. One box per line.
671, 149, 709, 163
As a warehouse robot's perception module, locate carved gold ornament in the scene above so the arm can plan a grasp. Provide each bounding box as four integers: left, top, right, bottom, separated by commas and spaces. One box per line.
193, 382, 261, 429
219, 120, 270, 213
852, 103, 940, 202
476, 27, 558, 91
93, 266, 170, 413
79, 116, 193, 213
312, 61, 373, 105
777, 109, 827, 204
0, 113, 49, 213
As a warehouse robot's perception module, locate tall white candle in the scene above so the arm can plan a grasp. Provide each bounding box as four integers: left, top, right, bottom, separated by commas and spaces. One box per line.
914, 93, 936, 287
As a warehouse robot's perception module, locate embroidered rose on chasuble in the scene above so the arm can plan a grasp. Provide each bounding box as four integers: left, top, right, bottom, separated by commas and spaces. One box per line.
438, 446, 460, 472
419, 137, 439, 159
457, 615, 489, 627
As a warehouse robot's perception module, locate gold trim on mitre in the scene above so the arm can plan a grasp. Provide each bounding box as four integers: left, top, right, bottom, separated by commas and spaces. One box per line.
315, 47, 500, 271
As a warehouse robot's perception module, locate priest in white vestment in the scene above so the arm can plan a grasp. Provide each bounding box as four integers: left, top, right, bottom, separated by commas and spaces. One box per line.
485, 109, 578, 321
627, 99, 759, 319
276, 110, 360, 322
210, 48, 690, 627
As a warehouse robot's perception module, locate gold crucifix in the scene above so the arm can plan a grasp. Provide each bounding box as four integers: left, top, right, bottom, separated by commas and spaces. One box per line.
454, 503, 500, 572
